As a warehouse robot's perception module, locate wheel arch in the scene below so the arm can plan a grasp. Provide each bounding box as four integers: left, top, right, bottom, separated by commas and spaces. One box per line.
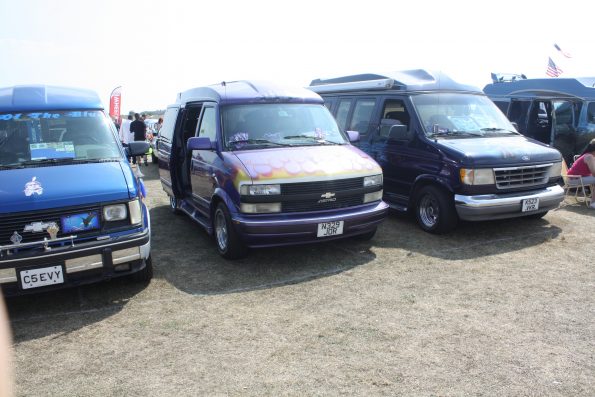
409, 174, 454, 206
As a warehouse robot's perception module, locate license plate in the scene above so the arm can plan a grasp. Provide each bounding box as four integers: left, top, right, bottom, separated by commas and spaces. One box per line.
521, 197, 540, 212
20, 266, 64, 290
317, 221, 344, 237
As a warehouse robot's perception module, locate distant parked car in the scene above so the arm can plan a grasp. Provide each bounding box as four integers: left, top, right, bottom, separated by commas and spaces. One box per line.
484, 75, 595, 165
0, 85, 153, 296
144, 118, 159, 163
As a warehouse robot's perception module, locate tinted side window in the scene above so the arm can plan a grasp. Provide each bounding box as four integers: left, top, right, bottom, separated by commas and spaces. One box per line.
494, 101, 509, 115
197, 107, 217, 141
159, 107, 179, 141
335, 99, 351, 131
508, 100, 531, 132
323, 98, 335, 111
588, 102, 595, 124
349, 99, 376, 135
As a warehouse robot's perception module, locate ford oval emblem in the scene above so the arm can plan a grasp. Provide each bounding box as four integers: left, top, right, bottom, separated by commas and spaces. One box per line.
521, 155, 530, 161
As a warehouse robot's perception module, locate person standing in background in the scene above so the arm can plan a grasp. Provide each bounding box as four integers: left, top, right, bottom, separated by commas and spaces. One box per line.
155, 117, 163, 134
119, 113, 133, 146
130, 113, 147, 165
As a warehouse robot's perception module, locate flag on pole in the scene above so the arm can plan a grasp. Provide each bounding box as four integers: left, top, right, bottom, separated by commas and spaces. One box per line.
546, 57, 563, 77
109, 86, 122, 124
554, 43, 572, 58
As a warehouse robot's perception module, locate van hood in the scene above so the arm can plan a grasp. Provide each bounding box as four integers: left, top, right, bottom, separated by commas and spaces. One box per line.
230, 145, 382, 185
0, 161, 133, 213
435, 136, 562, 166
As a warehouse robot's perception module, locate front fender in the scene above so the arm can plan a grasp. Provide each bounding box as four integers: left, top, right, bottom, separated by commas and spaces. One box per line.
211, 187, 239, 215
412, 174, 455, 196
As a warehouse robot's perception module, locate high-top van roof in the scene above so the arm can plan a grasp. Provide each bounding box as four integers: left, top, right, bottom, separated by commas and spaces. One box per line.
0, 85, 103, 112
176, 80, 323, 106
309, 69, 480, 94
483, 77, 595, 100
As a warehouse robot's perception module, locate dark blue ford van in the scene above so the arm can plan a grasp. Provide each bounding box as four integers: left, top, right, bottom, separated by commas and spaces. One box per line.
0, 85, 152, 296
309, 70, 565, 233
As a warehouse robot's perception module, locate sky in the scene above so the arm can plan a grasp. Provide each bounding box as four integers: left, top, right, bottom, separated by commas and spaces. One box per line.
0, 0, 593, 113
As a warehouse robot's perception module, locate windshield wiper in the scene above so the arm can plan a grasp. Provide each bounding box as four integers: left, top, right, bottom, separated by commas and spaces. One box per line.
480, 127, 519, 135
430, 130, 484, 138
282, 135, 343, 144
229, 139, 291, 149
20, 158, 77, 166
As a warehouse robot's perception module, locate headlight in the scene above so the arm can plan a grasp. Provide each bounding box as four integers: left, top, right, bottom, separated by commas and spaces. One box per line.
364, 190, 383, 203
459, 168, 495, 185
103, 204, 127, 221
548, 162, 562, 178
128, 199, 142, 225
240, 184, 281, 195
240, 203, 281, 213
363, 174, 383, 187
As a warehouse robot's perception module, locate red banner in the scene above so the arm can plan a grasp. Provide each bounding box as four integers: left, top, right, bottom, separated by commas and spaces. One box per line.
109, 86, 122, 123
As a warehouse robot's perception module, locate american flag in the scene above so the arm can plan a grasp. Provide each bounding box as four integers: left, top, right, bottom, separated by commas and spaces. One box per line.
554, 43, 572, 58
546, 57, 563, 77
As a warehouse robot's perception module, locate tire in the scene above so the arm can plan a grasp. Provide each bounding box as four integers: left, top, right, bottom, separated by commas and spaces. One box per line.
131, 255, 153, 282
414, 185, 458, 234
169, 196, 181, 215
525, 211, 548, 220
354, 227, 377, 241
213, 203, 248, 259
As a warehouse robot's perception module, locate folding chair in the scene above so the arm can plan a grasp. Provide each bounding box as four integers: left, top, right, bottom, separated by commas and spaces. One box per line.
561, 160, 592, 206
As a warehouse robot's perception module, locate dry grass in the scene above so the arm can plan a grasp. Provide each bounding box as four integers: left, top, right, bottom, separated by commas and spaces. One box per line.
7, 164, 595, 396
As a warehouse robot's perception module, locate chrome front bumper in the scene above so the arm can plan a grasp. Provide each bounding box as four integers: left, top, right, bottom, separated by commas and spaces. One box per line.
454, 185, 565, 221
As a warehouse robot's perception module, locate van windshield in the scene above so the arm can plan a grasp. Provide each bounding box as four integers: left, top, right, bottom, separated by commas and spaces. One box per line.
221, 103, 348, 150
411, 93, 518, 138
0, 110, 121, 167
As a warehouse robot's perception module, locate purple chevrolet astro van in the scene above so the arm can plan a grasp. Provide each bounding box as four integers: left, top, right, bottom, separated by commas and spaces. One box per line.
157, 81, 389, 258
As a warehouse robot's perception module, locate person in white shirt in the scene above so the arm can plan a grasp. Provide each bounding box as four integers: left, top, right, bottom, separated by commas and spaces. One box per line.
119, 114, 133, 145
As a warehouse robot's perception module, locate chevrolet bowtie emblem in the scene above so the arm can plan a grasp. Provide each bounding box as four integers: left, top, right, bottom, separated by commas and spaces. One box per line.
24, 221, 56, 233
320, 192, 336, 199
23, 221, 60, 239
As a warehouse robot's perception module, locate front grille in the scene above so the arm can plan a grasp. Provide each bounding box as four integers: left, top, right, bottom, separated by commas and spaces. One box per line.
281, 177, 364, 195
279, 177, 368, 213
282, 196, 364, 213
0, 204, 101, 245
494, 164, 551, 189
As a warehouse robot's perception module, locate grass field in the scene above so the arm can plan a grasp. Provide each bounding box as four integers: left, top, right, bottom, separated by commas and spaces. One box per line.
7, 163, 595, 396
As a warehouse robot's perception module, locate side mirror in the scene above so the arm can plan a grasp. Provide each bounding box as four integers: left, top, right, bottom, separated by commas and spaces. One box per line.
346, 131, 360, 143
127, 141, 150, 156
511, 121, 519, 132
187, 136, 214, 151
387, 124, 412, 142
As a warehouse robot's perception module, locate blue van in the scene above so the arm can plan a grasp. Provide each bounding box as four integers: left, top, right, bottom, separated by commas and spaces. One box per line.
484, 75, 595, 165
309, 70, 565, 233
157, 80, 388, 258
0, 85, 152, 296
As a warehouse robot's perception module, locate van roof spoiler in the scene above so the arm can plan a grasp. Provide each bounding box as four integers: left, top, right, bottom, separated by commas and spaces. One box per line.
309, 69, 481, 94
490, 73, 527, 83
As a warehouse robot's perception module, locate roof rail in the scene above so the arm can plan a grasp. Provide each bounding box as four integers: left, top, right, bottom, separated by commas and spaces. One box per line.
308, 78, 397, 94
